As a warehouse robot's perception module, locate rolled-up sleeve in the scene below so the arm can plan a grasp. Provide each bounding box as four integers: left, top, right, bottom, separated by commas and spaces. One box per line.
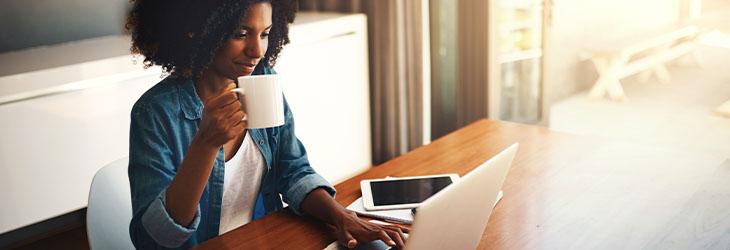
128, 102, 199, 248
276, 97, 336, 215
140, 189, 201, 248
285, 172, 336, 214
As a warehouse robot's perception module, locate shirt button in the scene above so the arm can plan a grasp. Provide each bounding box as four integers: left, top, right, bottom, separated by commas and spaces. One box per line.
259, 139, 265, 145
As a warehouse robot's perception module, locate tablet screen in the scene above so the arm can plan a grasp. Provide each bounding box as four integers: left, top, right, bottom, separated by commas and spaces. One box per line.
370, 177, 454, 206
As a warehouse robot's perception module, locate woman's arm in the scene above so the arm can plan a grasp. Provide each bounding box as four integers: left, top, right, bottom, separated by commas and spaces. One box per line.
165, 83, 246, 226
163, 136, 219, 226
273, 96, 407, 248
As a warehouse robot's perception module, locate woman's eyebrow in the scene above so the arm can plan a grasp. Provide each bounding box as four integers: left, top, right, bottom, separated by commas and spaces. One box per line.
240, 24, 273, 31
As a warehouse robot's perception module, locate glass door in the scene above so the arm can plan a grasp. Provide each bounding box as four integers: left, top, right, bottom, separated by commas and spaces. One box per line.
493, 0, 546, 123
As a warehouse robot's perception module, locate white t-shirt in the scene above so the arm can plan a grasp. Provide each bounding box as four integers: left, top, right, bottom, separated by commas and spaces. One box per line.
219, 132, 265, 235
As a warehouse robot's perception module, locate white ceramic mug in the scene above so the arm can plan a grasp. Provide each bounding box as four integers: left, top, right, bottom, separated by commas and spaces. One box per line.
230, 74, 285, 129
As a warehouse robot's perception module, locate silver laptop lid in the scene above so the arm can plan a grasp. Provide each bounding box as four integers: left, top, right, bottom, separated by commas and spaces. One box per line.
405, 143, 518, 250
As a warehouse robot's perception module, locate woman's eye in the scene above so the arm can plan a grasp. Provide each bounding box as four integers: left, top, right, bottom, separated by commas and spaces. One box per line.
261, 32, 270, 39
234, 32, 247, 39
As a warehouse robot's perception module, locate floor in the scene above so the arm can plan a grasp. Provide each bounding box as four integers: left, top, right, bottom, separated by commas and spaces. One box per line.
550, 37, 730, 160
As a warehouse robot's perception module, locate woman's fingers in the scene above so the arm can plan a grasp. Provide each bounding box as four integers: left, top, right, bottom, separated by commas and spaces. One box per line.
220, 98, 242, 116
206, 85, 238, 108
386, 224, 410, 234
197, 83, 245, 147
386, 227, 406, 249
211, 92, 238, 110
211, 91, 244, 126
227, 112, 247, 131
231, 110, 245, 123
330, 212, 412, 249
337, 227, 358, 249
375, 229, 396, 247
230, 120, 246, 136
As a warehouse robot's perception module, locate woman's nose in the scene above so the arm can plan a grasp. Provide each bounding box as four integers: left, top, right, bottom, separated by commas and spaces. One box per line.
245, 39, 265, 59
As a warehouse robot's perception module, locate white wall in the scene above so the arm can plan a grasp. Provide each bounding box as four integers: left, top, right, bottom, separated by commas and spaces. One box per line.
275, 13, 372, 184
544, 0, 681, 123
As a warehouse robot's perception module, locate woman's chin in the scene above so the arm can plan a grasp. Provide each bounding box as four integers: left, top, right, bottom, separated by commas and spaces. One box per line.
233, 71, 252, 79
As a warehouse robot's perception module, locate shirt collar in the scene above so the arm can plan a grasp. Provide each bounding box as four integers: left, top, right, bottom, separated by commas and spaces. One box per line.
179, 78, 204, 120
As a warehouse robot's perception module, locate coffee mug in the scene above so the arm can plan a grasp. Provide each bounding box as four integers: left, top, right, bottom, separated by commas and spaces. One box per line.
230, 74, 285, 129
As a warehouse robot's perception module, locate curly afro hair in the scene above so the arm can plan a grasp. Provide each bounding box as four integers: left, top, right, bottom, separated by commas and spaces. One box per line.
125, 0, 297, 78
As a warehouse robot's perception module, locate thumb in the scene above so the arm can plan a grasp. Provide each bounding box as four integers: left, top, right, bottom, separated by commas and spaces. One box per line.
338, 229, 357, 249
218, 83, 236, 95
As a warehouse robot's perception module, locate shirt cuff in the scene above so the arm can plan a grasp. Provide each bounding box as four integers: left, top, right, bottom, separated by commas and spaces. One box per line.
286, 174, 336, 215
141, 189, 201, 248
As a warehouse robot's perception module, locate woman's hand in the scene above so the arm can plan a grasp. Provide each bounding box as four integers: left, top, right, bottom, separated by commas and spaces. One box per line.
332, 211, 410, 249
195, 83, 246, 148
301, 189, 408, 248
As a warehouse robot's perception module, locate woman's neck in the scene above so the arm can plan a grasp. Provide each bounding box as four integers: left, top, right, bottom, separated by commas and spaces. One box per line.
195, 69, 234, 102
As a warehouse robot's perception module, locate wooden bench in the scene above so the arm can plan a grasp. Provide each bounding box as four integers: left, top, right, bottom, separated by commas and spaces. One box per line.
586, 25, 702, 101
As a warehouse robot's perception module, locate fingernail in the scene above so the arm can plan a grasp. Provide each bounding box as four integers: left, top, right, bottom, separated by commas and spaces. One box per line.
348, 239, 357, 248
389, 240, 396, 246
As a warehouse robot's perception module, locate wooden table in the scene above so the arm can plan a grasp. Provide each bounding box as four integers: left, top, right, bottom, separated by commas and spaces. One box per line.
193, 119, 729, 249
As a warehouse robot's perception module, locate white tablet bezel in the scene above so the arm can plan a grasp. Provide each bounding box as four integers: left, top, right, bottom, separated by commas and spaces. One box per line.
360, 173, 460, 211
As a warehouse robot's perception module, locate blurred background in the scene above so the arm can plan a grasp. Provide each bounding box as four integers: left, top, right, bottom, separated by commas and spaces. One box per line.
1, 0, 729, 248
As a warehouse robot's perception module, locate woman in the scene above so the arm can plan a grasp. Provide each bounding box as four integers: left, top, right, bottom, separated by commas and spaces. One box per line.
126, 0, 407, 248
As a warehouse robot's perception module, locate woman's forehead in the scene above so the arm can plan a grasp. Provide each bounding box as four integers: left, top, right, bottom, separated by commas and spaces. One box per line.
239, 2, 272, 30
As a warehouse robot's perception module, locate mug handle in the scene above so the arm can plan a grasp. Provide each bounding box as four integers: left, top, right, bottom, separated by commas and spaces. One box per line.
230, 88, 248, 121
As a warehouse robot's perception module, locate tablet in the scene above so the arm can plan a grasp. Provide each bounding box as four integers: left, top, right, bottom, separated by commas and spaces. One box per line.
360, 174, 459, 211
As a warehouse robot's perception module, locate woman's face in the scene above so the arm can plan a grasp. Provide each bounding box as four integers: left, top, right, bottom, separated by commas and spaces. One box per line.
210, 2, 272, 79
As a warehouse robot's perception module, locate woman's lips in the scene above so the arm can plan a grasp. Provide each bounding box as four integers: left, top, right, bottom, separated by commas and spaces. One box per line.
236, 62, 257, 73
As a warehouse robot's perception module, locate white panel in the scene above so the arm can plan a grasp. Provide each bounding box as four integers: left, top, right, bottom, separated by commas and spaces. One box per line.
276, 13, 372, 184
0, 72, 158, 234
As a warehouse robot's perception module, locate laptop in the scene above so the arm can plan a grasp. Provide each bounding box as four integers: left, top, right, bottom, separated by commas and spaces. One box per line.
327, 143, 518, 250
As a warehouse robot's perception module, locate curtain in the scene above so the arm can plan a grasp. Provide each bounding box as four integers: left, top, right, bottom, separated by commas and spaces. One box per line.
430, 0, 491, 139
456, 0, 490, 125
299, 0, 427, 164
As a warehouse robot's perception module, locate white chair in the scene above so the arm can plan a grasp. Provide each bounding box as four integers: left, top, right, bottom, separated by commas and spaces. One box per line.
87, 157, 135, 250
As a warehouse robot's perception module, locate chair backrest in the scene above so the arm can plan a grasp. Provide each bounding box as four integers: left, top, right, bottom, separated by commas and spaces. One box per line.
87, 157, 134, 250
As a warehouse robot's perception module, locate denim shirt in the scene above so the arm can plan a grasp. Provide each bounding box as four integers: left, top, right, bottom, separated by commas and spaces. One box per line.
128, 66, 335, 249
